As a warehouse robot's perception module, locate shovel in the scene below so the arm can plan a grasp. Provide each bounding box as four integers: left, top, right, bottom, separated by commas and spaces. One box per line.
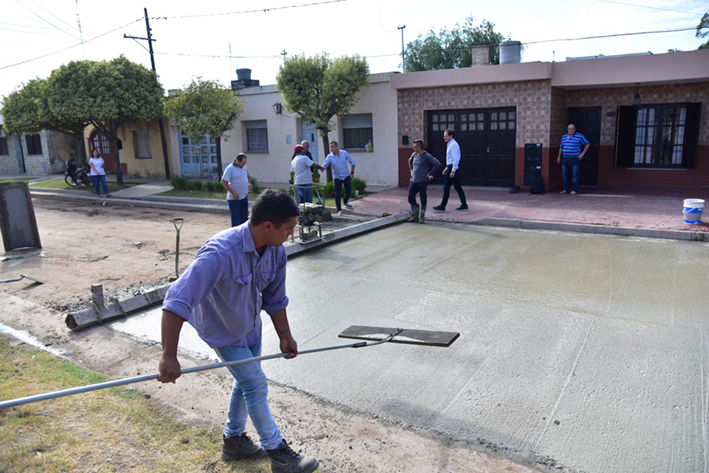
0, 274, 44, 285
172, 218, 184, 279
0, 326, 459, 410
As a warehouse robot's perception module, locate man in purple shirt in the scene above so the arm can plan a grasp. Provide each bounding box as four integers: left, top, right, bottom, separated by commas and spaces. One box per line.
158, 189, 319, 473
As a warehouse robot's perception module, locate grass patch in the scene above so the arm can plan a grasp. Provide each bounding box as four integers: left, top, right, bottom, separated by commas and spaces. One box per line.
0, 178, 35, 183
30, 179, 136, 195
0, 334, 272, 472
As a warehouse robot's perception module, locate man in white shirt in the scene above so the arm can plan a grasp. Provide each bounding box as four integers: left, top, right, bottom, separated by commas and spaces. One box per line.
433, 129, 468, 211
290, 145, 324, 204
221, 153, 252, 227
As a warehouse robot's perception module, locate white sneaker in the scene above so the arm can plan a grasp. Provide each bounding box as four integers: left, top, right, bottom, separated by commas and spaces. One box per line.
570, 190, 577, 195
344, 202, 353, 209
337, 210, 343, 216
560, 190, 567, 194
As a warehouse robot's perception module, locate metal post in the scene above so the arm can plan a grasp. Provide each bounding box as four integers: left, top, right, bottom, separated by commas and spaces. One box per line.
398, 25, 406, 73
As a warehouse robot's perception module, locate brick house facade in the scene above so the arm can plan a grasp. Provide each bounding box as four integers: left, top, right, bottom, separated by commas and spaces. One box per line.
392, 50, 709, 191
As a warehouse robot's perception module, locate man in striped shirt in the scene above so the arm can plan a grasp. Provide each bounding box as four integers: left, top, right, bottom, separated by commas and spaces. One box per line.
556, 124, 590, 195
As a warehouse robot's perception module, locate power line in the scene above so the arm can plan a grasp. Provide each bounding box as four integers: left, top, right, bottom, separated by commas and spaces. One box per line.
150, 0, 346, 20
14, 0, 79, 40
155, 51, 281, 59
526, 25, 704, 45
0, 18, 143, 71
594, 0, 704, 16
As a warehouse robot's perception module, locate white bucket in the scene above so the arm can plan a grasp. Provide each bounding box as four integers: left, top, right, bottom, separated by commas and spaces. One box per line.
682, 199, 704, 225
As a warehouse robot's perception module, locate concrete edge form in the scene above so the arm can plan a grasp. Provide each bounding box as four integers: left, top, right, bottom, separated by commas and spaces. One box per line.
65, 284, 170, 331
286, 212, 410, 256
473, 217, 709, 242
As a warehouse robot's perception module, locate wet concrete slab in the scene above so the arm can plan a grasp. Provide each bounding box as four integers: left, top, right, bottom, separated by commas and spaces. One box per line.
110, 223, 709, 473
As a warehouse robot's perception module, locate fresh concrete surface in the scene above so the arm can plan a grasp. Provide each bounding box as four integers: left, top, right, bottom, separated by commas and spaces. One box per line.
109, 223, 709, 473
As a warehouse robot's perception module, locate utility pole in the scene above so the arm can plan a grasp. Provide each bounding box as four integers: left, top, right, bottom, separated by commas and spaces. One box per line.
398, 25, 406, 73
124, 8, 171, 179
281, 49, 287, 61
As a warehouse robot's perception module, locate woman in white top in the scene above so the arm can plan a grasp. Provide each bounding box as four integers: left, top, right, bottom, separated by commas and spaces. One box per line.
88, 149, 110, 197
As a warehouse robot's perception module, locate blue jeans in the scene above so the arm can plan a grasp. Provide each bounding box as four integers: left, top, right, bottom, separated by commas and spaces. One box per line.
295, 185, 312, 205
334, 176, 352, 211
561, 157, 581, 192
214, 336, 282, 450
91, 175, 108, 196
408, 181, 429, 207
228, 198, 249, 227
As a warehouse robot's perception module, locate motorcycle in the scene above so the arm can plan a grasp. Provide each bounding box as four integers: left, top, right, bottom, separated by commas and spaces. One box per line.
64, 158, 92, 187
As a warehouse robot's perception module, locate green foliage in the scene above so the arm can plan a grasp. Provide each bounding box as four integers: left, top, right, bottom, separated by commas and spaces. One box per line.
698, 13, 709, 49
323, 180, 335, 197
165, 78, 243, 143
404, 16, 506, 71
351, 177, 367, 194
250, 177, 262, 194
203, 180, 221, 192
171, 176, 189, 190
276, 53, 369, 140
187, 180, 203, 191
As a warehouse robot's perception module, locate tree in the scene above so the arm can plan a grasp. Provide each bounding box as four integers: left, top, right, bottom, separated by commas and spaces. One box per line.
276, 53, 369, 181
404, 16, 506, 72
2, 56, 164, 185
697, 13, 709, 49
164, 78, 243, 179
2, 77, 91, 161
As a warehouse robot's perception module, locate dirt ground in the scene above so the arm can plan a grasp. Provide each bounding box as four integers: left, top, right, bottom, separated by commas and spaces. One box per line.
0, 195, 540, 473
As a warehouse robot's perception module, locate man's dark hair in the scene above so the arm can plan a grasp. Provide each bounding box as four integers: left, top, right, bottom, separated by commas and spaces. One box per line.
445, 129, 455, 138
329, 141, 339, 147
235, 153, 247, 163
250, 189, 299, 227
413, 139, 424, 147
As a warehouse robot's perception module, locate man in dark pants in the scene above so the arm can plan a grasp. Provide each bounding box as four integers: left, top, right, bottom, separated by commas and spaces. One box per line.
322, 141, 356, 216
556, 124, 590, 195
433, 129, 468, 211
407, 139, 441, 224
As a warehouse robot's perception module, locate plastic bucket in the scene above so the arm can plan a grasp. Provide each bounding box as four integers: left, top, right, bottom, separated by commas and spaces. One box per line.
682, 199, 704, 224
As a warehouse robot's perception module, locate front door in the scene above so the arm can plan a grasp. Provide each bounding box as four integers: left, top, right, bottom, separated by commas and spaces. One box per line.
89, 131, 116, 172
179, 130, 218, 178
301, 122, 319, 163
567, 107, 601, 186
427, 108, 516, 187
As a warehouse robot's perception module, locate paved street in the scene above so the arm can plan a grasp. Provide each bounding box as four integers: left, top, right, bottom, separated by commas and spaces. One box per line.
111, 222, 709, 473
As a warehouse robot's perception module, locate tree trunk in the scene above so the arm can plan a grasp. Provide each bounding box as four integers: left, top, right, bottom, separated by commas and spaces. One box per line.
320, 130, 332, 182
108, 124, 124, 186
215, 137, 223, 180
73, 129, 87, 165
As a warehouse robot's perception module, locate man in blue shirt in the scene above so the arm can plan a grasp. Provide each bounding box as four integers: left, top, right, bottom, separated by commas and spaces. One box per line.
557, 124, 590, 195
433, 129, 468, 211
322, 141, 356, 216
158, 189, 319, 473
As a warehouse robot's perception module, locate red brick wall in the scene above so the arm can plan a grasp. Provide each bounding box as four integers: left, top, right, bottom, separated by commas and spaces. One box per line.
398, 148, 412, 187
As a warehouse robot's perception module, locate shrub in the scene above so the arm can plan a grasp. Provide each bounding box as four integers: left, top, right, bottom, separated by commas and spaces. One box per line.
250, 178, 262, 194
187, 180, 203, 191
171, 176, 188, 190
204, 181, 221, 192
351, 177, 367, 194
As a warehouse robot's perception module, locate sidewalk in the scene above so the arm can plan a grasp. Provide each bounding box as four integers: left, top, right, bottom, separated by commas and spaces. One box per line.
25, 177, 709, 241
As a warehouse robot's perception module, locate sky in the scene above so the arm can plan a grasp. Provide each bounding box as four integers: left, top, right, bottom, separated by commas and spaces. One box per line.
0, 0, 707, 100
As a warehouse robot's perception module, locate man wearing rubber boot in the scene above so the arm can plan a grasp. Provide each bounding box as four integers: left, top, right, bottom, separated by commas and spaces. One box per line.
158, 189, 319, 473
407, 139, 441, 224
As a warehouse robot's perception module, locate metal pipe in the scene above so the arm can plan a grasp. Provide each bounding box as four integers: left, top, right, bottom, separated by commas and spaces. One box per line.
0, 331, 399, 410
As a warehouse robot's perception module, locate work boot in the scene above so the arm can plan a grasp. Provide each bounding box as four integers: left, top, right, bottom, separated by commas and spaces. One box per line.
267, 439, 319, 473
418, 206, 426, 224
222, 433, 267, 461
406, 204, 419, 222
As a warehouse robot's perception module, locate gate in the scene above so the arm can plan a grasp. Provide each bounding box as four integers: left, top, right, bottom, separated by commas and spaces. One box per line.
427, 108, 516, 187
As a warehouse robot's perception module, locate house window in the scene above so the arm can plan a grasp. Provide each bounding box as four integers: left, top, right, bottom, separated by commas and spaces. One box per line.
245, 120, 268, 151
26, 134, 42, 155
0, 127, 8, 155
615, 103, 701, 168
133, 130, 152, 159
342, 114, 373, 149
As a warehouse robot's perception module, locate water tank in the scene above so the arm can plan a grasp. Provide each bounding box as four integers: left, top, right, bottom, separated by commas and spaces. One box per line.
500, 41, 522, 64
236, 68, 252, 81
